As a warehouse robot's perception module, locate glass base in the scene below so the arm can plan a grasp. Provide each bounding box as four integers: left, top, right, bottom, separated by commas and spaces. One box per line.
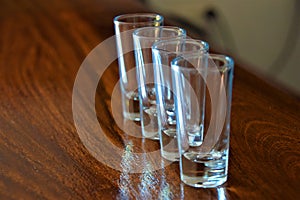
181, 150, 228, 188
182, 175, 227, 188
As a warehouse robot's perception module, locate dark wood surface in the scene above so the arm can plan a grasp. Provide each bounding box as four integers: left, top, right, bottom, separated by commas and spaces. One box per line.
1, 0, 299, 199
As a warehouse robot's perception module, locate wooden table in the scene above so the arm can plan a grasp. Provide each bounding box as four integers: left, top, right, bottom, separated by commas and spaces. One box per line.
1, 0, 299, 199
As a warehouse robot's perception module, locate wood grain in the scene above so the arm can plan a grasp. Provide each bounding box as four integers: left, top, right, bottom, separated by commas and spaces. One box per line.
0, 0, 299, 199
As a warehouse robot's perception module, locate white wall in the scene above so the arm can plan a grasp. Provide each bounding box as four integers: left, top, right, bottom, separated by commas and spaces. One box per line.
147, 0, 300, 95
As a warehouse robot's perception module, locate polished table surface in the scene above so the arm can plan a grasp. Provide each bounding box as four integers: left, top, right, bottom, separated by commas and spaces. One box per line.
1, 0, 300, 199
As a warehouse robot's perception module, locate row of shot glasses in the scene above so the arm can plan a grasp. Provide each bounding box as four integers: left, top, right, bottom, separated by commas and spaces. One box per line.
114, 13, 234, 188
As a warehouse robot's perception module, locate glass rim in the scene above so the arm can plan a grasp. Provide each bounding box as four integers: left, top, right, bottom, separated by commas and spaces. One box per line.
152, 38, 209, 54
113, 13, 164, 25
133, 26, 186, 40
171, 53, 234, 73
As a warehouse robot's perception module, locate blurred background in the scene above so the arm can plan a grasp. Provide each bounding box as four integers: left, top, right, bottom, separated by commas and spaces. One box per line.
139, 0, 300, 96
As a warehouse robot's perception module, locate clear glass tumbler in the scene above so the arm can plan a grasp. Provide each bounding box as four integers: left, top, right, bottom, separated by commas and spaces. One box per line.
172, 54, 234, 188
133, 26, 186, 140
114, 13, 164, 121
152, 38, 209, 161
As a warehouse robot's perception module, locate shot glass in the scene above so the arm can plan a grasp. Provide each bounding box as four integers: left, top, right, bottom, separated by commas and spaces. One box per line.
133, 26, 186, 140
152, 39, 209, 161
172, 54, 234, 188
114, 13, 164, 121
